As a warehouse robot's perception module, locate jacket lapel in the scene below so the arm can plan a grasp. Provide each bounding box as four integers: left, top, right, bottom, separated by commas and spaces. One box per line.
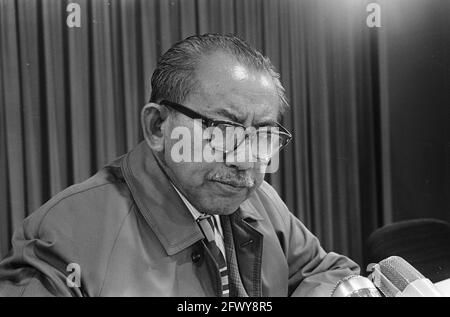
229, 201, 264, 297
120, 142, 204, 256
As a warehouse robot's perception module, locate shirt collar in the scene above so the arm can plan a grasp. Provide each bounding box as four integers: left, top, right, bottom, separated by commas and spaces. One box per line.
170, 183, 223, 236
170, 183, 203, 220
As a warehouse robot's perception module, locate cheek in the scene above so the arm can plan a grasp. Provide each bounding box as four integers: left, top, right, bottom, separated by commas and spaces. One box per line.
170, 161, 202, 180
165, 156, 214, 187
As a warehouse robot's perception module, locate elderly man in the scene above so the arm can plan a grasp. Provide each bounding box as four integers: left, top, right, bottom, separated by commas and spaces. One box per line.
0, 34, 359, 297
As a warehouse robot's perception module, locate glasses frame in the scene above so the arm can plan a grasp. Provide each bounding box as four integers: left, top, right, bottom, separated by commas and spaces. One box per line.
159, 99, 293, 156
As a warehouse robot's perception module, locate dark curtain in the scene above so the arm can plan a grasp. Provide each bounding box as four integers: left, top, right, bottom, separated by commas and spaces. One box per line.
0, 0, 382, 267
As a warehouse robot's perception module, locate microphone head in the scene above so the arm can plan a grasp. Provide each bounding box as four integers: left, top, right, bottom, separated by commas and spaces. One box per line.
369, 256, 443, 297
331, 275, 382, 297
378, 256, 424, 292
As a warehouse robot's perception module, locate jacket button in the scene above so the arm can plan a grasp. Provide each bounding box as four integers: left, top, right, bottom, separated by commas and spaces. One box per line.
191, 251, 203, 265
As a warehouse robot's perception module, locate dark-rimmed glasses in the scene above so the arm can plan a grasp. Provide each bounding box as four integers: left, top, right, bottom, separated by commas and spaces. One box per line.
160, 100, 292, 161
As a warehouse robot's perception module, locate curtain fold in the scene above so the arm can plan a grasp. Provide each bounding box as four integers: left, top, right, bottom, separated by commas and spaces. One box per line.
0, 0, 381, 266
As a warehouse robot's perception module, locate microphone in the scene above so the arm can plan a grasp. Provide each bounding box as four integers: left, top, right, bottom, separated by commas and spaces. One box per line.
368, 256, 443, 297
331, 275, 382, 297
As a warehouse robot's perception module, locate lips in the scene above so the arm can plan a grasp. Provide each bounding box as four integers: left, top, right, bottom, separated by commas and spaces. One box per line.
208, 173, 255, 189
210, 180, 248, 196
213, 179, 248, 188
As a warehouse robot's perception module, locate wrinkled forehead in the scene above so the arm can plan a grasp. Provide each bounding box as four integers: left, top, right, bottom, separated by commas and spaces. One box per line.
188, 52, 282, 124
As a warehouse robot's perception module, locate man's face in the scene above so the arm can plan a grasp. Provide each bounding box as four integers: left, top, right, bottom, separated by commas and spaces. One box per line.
163, 52, 281, 215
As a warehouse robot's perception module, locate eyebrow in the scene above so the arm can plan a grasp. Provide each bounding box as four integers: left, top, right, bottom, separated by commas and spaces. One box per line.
253, 120, 278, 128
213, 108, 279, 128
214, 108, 244, 123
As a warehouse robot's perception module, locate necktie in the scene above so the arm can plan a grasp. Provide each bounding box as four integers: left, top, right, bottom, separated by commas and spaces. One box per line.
197, 216, 229, 297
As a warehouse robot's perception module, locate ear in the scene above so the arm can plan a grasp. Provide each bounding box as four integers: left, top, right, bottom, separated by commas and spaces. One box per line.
141, 103, 170, 152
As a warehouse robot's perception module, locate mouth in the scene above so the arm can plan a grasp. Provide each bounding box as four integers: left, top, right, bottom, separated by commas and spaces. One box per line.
208, 174, 255, 187
209, 179, 251, 195
213, 179, 249, 188
207, 172, 255, 195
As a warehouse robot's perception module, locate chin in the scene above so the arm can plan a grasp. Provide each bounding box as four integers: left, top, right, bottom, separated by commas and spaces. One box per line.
199, 198, 243, 216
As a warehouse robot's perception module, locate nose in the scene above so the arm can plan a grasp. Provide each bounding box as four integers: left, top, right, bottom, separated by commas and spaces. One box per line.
224, 138, 255, 171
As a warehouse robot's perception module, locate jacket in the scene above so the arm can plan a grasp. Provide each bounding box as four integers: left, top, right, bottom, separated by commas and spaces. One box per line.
0, 141, 359, 296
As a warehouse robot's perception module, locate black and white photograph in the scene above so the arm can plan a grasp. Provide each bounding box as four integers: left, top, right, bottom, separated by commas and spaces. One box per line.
0, 0, 449, 300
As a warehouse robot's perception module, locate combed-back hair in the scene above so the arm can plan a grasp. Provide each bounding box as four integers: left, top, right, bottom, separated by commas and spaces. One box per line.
149, 33, 288, 113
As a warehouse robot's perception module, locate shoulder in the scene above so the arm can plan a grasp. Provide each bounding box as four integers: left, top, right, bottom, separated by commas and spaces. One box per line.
23, 164, 134, 241
6, 163, 137, 296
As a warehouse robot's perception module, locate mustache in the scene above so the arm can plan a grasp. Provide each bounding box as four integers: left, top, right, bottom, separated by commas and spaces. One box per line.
207, 171, 255, 188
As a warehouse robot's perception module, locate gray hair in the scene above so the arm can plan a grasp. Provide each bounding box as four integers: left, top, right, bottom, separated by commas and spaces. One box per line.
149, 33, 289, 113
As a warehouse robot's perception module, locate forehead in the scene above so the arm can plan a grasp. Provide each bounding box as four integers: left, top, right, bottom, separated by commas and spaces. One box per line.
186, 52, 281, 124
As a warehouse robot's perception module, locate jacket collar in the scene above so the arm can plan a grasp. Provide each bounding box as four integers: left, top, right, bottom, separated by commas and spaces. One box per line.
120, 142, 263, 256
